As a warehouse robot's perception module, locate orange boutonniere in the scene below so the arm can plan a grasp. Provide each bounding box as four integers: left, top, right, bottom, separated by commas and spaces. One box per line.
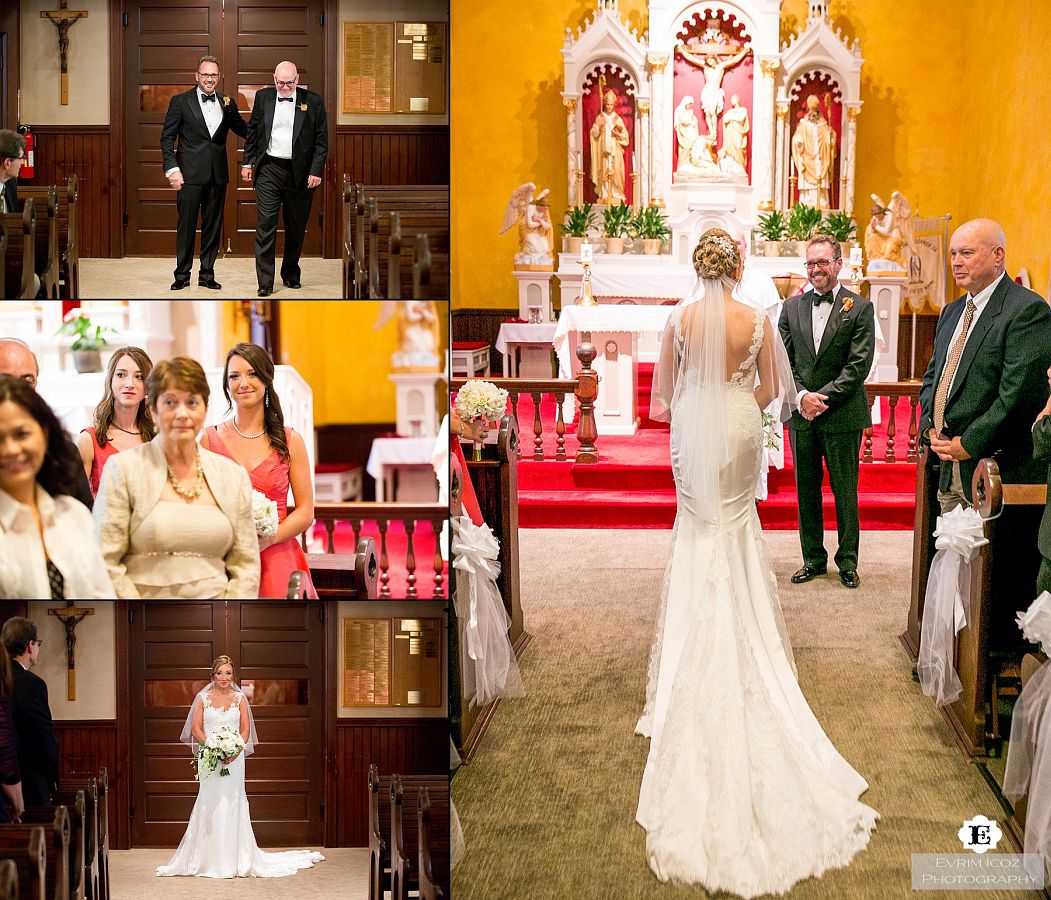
222, 96, 230, 107
841, 297, 854, 315
299, 102, 308, 112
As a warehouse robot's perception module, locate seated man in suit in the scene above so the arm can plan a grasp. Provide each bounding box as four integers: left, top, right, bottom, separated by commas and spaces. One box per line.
1032, 366, 1051, 594
1, 617, 59, 807
0, 129, 25, 214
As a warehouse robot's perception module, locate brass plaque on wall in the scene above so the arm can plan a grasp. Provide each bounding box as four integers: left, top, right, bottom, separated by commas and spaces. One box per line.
393, 23, 446, 115
343, 22, 394, 113
343, 618, 391, 706
343, 21, 446, 115
391, 618, 442, 707
343, 617, 442, 707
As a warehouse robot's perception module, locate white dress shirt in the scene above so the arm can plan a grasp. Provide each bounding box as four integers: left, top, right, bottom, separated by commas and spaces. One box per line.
164, 89, 224, 177
944, 271, 1005, 397
267, 95, 296, 160
796, 285, 841, 406
0, 484, 114, 599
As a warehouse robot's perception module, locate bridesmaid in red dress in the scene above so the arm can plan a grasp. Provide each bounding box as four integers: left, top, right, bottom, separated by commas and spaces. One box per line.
77, 346, 155, 496
200, 343, 317, 599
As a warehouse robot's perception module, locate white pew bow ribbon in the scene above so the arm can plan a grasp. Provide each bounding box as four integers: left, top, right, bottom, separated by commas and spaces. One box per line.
1016, 591, 1051, 655
918, 506, 989, 707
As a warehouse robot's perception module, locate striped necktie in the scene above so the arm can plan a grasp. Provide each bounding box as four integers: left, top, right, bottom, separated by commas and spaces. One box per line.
933, 297, 977, 433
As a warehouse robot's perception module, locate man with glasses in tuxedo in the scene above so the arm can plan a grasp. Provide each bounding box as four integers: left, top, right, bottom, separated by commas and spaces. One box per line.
779, 236, 875, 590
160, 55, 248, 292
241, 60, 329, 297
0, 130, 26, 215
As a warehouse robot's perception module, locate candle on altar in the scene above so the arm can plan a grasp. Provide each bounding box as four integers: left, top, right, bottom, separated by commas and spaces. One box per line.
632, 152, 636, 170
850, 245, 863, 266
576, 151, 582, 172
580, 239, 593, 264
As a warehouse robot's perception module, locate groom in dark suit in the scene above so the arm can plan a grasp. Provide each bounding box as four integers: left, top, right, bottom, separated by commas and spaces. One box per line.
920, 218, 1051, 512
1, 617, 59, 807
241, 60, 329, 297
779, 236, 876, 589
160, 55, 248, 291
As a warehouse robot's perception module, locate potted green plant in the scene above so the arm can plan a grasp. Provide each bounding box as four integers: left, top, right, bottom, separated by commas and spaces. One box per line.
785, 202, 823, 256
561, 203, 598, 253
601, 202, 634, 254
816, 211, 857, 258
55, 309, 117, 373
755, 210, 787, 258
634, 205, 671, 255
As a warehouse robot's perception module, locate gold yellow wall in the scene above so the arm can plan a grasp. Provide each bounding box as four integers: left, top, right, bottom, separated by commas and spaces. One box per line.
453, 1, 1051, 306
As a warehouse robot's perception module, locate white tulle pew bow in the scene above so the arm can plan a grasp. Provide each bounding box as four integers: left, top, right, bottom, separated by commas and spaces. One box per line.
918, 506, 988, 707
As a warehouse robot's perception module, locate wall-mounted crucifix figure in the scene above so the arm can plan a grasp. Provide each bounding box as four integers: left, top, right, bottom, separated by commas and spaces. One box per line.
41, 0, 89, 106
47, 604, 94, 700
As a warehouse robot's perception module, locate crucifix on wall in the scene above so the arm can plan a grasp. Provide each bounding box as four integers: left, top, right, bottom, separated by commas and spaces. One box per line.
41, 0, 89, 106
47, 604, 94, 700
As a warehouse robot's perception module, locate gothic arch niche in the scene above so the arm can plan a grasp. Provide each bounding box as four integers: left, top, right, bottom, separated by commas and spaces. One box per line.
788, 71, 843, 209
582, 64, 639, 206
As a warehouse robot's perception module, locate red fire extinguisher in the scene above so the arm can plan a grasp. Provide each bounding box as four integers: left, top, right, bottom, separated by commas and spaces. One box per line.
17, 126, 34, 180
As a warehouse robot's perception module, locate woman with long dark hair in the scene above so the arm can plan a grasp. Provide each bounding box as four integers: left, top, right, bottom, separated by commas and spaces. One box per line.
200, 343, 316, 598
0, 375, 113, 598
77, 346, 155, 497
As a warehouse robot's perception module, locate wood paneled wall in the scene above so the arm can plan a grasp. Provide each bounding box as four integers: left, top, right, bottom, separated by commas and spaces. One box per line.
897, 311, 939, 382
54, 720, 122, 849
334, 718, 447, 847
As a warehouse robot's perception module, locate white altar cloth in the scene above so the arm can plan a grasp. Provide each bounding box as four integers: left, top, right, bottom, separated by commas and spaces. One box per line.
552, 304, 674, 377
495, 322, 559, 377
367, 436, 440, 501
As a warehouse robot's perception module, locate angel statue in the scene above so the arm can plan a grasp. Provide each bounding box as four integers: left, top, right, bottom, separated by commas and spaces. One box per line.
500, 183, 555, 270
864, 191, 915, 272
374, 301, 443, 371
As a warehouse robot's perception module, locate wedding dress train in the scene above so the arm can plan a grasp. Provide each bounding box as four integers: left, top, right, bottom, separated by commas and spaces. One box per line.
636, 307, 877, 897
156, 692, 324, 878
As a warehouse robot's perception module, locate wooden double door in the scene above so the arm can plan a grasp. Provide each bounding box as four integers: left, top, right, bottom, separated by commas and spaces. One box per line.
126, 601, 325, 848
123, 0, 325, 256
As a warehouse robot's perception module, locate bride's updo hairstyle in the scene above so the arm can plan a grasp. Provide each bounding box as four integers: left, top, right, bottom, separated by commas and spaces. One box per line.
212, 655, 233, 677
692, 228, 741, 280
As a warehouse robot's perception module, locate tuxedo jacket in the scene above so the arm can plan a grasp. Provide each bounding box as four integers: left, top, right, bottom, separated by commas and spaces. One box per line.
243, 87, 329, 189
778, 286, 876, 433
920, 275, 1051, 497
160, 89, 248, 186
11, 664, 59, 807
2, 180, 16, 213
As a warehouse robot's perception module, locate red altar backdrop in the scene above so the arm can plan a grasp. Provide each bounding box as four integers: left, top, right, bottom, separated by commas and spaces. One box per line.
790, 73, 843, 209
582, 66, 636, 207
672, 12, 754, 181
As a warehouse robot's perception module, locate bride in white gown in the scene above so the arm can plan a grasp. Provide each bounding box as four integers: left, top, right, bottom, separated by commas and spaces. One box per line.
156, 655, 324, 879
635, 229, 878, 897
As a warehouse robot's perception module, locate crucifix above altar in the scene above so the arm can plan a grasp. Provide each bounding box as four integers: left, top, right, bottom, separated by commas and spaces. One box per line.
41, 0, 89, 106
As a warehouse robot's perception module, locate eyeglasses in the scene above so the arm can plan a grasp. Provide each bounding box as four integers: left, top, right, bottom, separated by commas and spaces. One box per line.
197, 72, 220, 79
31, 640, 42, 647
275, 79, 298, 88
804, 259, 838, 269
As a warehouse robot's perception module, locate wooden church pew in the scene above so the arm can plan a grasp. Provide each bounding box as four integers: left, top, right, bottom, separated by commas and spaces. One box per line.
389, 775, 450, 900
0, 807, 70, 900
57, 775, 104, 900
367, 765, 391, 900
0, 859, 18, 900
0, 827, 45, 900
1, 199, 37, 299
23, 791, 85, 900
10, 185, 59, 299
417, 786, 449, 900
18, 176, 78, 300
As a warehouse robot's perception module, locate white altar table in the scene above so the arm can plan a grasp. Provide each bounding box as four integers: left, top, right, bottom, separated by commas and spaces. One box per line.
495, 322, 559, 377
366, 436, 440, 502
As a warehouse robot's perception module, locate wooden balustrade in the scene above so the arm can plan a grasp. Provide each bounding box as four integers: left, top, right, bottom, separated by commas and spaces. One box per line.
297, 502, 447, 599
863, 382, 922, 463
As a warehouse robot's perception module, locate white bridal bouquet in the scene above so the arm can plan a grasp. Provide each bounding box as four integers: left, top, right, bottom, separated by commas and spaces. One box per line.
196, 726, 245, 779
252, 489, 278, 537
454, 380, 509, 460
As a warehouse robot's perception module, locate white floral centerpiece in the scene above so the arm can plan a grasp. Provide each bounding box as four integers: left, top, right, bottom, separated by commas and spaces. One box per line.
454, 379, 509, 460
196, 725, 245, 779
252, 489, 278, 537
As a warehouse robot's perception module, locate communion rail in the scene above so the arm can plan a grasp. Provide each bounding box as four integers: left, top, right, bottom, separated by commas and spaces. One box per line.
863, 382, 923, 463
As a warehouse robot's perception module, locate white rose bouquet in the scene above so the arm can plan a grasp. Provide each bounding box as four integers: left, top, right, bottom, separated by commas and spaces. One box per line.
252, 489, 278, 537
454, 380, 509, 460
196, 725, 245, 780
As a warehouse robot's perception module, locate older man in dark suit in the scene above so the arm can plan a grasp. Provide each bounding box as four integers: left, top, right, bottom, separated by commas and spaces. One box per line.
0, 130, 25, 214
779, 236, 876, 589
241, 61, 329, 297
160, 55, 248, 291
920, 218, 1051, 512
1, 617, 58, 807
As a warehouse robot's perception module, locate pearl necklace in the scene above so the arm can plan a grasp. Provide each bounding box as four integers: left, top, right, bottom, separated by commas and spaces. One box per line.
167, 452, 205, 500
230, 418, 266, 440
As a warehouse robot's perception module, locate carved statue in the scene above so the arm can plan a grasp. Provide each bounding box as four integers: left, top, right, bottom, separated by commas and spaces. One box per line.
589, 87, 630, 204
499, 182, 554, 269
791, 94, 837, 209
720, 95, 750, 174
374, 301, 443, 371
864, 191, 914, 271
676, 40, 752, 138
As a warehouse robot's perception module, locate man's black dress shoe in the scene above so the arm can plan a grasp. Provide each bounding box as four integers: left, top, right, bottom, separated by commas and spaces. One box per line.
198, 278, 221, 290
840, 570, 860, 589
257, 286, 273, 297
171, 279, 190, 291
281, 279, 301, 289
790, 565, 827, 584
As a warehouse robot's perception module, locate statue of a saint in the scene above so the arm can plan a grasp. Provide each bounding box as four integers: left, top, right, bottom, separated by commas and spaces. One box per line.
674, 97, 728, 180
791, 95, 837, 209
676, 41, 752, 137
864, 191, 913, 271
720, 95, 749, 174
500, 182, 554, 269
589, 88, 630, 205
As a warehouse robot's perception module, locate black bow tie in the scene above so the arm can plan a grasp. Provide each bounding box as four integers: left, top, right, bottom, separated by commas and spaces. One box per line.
278, 96, 294, 102
813, 291, 836, 306
201, 93, 216, 102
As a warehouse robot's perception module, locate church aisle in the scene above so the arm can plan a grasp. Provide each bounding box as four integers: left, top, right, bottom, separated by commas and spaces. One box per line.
452, 529, 1040, 899
111, 848, 367, 899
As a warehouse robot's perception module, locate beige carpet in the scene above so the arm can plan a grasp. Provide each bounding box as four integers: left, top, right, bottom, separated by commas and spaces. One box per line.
80, 257, 342, 299
452, 528, 1042, 899
111, 848, 367, 899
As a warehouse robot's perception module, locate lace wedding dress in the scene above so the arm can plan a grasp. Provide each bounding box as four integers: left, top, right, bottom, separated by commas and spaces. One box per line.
156, 691, 324, 878
636, 304, 877, 898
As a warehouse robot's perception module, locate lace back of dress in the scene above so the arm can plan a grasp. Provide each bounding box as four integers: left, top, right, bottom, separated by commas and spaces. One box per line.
728, 310, 766, 389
